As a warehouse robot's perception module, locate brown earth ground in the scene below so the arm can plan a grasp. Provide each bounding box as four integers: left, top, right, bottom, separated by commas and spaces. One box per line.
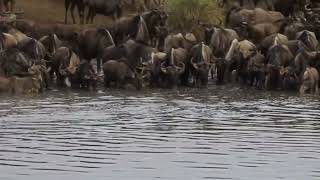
15, 0, 132, 27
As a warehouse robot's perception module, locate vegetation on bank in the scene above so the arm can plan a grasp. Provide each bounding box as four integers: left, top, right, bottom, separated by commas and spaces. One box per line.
165, 0, 224, 35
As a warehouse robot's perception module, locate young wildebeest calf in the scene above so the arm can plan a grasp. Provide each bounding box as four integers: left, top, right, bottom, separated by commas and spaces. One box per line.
0, 65, 45, 94
300, 67, 319, 94
103, 59, 142, 90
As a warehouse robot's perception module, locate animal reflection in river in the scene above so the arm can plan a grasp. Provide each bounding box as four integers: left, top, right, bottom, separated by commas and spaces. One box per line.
0, 88, 320, 180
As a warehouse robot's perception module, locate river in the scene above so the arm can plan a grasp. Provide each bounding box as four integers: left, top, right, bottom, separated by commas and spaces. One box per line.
0, 86, 320, 180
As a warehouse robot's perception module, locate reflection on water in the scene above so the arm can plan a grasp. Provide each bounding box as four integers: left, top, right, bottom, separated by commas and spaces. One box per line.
0, 86, 320, 180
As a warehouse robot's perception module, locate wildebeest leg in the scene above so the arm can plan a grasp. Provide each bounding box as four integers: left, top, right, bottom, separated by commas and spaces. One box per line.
97, 58, 102, 74
56, 74, 64, 87
0, 0, 3, 14
86, 7, 92, 24
4, 0, 8, 12
180, 67, 190, 86
90, 9, 95, 24
10, 0, 14, 12
116, 6, 122, 19
104, 77, 110, 88
77, 2, 84, 24
64, 0, 70, 24
265, 74, 270, 90
70, 2, 77, 24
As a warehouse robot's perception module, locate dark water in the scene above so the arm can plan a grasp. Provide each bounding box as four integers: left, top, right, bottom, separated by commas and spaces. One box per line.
0, 86, 320, 180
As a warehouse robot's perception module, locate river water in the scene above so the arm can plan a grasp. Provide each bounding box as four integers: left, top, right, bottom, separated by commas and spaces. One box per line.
0, 86, 319, 180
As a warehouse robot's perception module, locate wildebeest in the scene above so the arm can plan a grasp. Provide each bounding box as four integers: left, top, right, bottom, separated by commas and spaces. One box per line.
139, 51, 167, 87
238, 19, 287, 44
220, 0, 305, 17
79, 28, 115, 72
112, 14, 150, 45
103, 58, 143, 89
265, 38, 294, 90
84, 0, 123, 24
164, 33, 197, 53
189, 42, 213, 86
247, 51, 266, 88
0, 65, 45, 94
225, 8, 285, 29
160, 48, 187, 88
0, 48, 33, 77
17, 38, 47, 61
64, 0, 85, 24
51, 46, 81, 87
70, 60, 97, 89
257, 33, 289, 56
296, 30, 319, 51
0, 0, 15, 13
39, 34, 63, 58
0, 32, 17, 51
300, 67, 319, 94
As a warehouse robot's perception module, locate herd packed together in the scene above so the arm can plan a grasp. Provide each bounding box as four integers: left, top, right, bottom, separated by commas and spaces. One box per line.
0, 0, 320, 95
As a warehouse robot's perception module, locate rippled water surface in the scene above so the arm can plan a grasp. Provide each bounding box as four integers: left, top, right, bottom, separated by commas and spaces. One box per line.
0, 86, 320, 180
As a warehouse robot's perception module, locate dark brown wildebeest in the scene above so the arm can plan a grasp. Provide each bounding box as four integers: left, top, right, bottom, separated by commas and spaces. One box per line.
65, 0, 85, 24
0, 0, 15, 13
84, 0, 123, 24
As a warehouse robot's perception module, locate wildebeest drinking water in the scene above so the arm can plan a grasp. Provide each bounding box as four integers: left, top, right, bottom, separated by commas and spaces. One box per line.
0, 0, 320, 96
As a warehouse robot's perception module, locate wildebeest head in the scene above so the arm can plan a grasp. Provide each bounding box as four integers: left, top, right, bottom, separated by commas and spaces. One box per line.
143, 8, 168, 28
76, 60, 97, 89
279, 65, 299, 90
296, 30, 318, 51
28, 64, 50, 92
0, 48, 32, 76
190, 42, 213, 85
18, 38, 46, 61
248, 51, 265, 72
130, 15, 155, 44
39, 33, 62, 57
210, 27, 239, 58
267, 43, 294, 70
160, 48, 185, 87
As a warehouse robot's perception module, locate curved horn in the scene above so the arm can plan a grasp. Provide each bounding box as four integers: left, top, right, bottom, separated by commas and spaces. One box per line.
304, 3, 312, 12
59, 64, 66, 76
191, 57, 199, 70
47, 67, 52, 73
170, 48, 175, 65
225, 39, 239, 61
151, 52, 155, 64
160, 62, 168, 74
274, 36, 280, 46
105, 29, 115, 46
201, 42, 210, 65
177, 62, 185, 74
64, 77, 71, 88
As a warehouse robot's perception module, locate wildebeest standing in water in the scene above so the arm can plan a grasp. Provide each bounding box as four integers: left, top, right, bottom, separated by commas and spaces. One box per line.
0, 0, 15, 13
64, 0, 85, 24
84, 0, 123, 24
78, 28, 115, 73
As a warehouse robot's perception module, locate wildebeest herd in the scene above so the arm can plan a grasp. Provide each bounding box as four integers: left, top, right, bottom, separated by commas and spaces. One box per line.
0, 0, 320, 95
